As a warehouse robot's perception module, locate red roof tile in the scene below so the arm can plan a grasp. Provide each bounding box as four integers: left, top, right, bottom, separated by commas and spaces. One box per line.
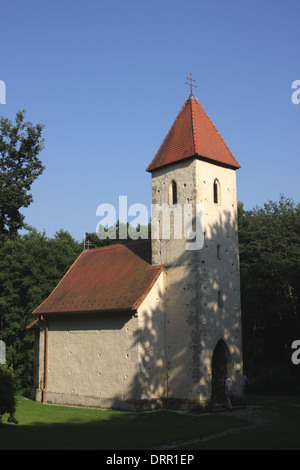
146, 94, 240, 172
32, 240, 163, 315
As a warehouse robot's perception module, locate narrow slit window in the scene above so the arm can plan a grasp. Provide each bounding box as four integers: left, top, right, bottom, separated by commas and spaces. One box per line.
213, 179, 220, 204
218, 290, 223, 307
169, 180, 178, 206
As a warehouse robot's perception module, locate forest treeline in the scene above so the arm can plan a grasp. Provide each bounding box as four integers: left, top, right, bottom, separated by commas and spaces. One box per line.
0, 111, 299, 394
238, 196, 300, 393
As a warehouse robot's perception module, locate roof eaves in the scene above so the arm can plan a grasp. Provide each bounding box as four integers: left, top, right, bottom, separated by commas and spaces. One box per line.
35, 307, 136, 316
26, 319, 42, 330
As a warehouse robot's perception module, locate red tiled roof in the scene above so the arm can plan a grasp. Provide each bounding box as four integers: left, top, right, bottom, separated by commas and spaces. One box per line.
32, 240, 163, 315
146, 94, 240, 172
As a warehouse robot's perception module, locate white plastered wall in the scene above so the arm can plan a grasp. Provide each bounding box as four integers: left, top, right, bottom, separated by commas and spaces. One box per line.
35, 272, 165, 410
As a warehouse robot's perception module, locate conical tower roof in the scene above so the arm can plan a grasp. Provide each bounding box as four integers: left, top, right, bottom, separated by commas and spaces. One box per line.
146, 94, 240, 172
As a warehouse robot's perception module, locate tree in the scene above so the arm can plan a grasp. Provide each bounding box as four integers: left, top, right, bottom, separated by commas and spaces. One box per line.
85, 220, 151, 249
0, 229, 81, 390
238, 195, 300, 393
0, 366, 18, 424
0, 110, 45, 239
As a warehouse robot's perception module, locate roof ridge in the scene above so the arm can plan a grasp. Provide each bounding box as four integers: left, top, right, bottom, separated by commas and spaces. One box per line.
85, 239, 150, 254
190, 97, 197, 155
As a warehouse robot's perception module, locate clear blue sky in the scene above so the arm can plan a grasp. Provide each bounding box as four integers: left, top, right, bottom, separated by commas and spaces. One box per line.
1, 0, 299, 241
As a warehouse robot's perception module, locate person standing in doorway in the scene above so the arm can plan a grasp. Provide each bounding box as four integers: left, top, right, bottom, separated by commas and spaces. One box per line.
225, 376, 233, 411
243, 371, 250, 395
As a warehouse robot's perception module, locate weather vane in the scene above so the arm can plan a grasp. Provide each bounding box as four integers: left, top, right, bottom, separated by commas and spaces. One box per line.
185, 73, 197, 94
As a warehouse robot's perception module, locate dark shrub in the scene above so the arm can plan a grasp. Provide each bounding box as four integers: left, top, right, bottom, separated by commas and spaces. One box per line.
0, 366, 18, 424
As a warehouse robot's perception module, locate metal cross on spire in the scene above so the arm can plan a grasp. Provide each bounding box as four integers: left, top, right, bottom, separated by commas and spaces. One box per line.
185, 73, 197, 95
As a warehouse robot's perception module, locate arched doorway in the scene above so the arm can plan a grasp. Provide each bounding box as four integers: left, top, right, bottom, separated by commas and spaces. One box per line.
211, 339, 231, 404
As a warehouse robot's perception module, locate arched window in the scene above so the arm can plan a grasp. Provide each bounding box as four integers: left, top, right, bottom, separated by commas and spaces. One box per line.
169, 180, 178, 206
211, 339, 232, 404
213, 179, 220, 204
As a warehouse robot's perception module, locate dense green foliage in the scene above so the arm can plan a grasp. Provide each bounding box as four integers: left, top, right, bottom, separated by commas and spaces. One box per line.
0, 366, 17, 423
239, 195, 300, 394
0, 110, 44, 239
85, 220, 151, 249
0, 230, 82, 390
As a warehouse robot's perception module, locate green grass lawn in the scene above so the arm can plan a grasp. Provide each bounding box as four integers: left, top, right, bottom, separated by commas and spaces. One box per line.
0, 396, 247, 450
0, 395, 299, 450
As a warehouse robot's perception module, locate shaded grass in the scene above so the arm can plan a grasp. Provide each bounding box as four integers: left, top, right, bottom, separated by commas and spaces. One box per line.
0, 396, 248, 450
182, 396, 300, 450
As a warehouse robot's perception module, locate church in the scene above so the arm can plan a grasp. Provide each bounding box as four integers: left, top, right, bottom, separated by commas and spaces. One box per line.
27, 88, 244, 411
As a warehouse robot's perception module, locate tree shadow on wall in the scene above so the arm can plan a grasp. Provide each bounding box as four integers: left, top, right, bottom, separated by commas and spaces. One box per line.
110, 208, 244, 411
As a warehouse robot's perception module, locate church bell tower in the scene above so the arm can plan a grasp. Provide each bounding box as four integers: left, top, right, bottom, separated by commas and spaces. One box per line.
146, 89, 243, 408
